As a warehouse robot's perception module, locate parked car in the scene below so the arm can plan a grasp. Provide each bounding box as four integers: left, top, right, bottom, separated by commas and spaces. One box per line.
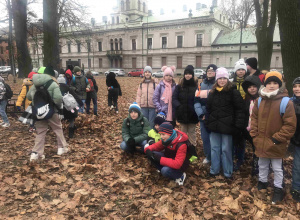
194, 69, 205, 79
104, 69, 126, 77
128, 69, 143, 77
84, 69, 100, 76
152, 70, 164, 78
0, 66, 19, 74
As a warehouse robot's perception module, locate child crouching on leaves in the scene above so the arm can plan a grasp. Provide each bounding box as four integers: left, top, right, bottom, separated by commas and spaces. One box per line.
121, 102, 151, 154
145, 112, 166, 148
144, 122, 190, 186
250, 71, 296, 204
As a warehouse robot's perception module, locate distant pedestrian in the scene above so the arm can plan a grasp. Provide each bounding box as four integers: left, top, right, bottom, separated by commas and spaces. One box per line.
0, 76, 12, 128
106, 72, 122, 113
85, 71, 98, 116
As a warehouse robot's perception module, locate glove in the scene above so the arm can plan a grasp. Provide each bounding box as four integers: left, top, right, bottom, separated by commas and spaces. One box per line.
146, 150, 161, 164
146, 149, 154, 159
126, 138, 136, 153
58, 108, 64, 120
58, 114, 64, 120
16, 106, 21, 111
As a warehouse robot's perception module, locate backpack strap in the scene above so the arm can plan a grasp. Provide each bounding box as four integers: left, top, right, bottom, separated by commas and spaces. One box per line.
72, 75, 76, 85
153, 82, 156, 90
43, 79, 54, 90
140, 83, 142, 90
85, 77, 88, 84
280, 97, 290, 116
126, 118, 130, 128
257, 97, 262, 109
141, 117, 144, 128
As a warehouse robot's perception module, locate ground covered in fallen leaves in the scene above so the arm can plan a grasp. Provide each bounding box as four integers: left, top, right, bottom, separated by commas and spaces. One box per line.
0, 75, 299, 219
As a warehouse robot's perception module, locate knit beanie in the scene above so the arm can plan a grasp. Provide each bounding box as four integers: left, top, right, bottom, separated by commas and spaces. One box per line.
38, 67, 46, 74
129, 102, 141, 115
154, 112, 166, 126
245, 57, 258, 70
44, 65, 55, 77
144, 66, 152, 74
234, 59, 247, 73
73, 66, 81, 73
264, 71, 283, 87
184, 65, 194, 78
215, 67, 229, 80
57, 74, 66, 84
28, 72, 37, 80
158, 122, 173, 135
162, 66, 176, 78
293, 77, 300, 85
206, 64, 217, 72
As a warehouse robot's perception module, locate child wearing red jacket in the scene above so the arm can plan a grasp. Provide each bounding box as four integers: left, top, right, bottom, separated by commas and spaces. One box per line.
144, 122, 189, 185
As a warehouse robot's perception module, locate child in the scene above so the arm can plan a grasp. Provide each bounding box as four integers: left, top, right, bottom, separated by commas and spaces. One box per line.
205, 67, 245, 179
85, 71, 98, 116
65, 69, 73, 86
120, 102, 151, 154
245, 57, 265, 83
144, 122, 190, 185
106, 72, 122, 113
194, 64, 217, 164
153, 66, 177, 127
0, 76, 12, 128
250, 71, 296, 204
136, 66, 157, 127
145, 112, 166, 147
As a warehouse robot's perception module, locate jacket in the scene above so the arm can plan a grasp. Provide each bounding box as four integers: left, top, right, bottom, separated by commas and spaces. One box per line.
145, 130, 190, 171
246, 69, 265, 84
136, 79, 156, 108
65, 69, 73, 86
205, 85, 246, 135
86, 74, 98, 99
152, 80, 176, 116
16, 78, 33, 109
250, 86, 297, 158
148, 128, 161, 143
233, 76, 246, 99
122, 114, 151, 143
70, 74, 90, 100
172, 79, 198, 124
291, 96, 300, 146
106, 72, 122, 96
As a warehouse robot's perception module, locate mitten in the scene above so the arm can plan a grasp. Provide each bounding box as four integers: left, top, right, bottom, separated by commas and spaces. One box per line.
153, 153, 161, 163
146, 149, 154, 159
126, 138, 136, 153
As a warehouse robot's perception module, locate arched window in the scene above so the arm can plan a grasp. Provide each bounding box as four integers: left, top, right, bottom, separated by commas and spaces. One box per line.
117, 16, 119, 24
115, 38, 118, 51
110, 39, 114, 51
112, 17, 115, 24
119, 38, 123, 50
138, 0, 141, 11
121, 1, 124, 11
143, 2, 146, 13
126, 0, 130, 11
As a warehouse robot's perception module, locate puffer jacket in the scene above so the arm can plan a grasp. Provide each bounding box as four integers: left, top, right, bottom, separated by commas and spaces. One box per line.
122, 114, 151, 143
16, 78, 33, 109
152, 80, 176, 116
205, 84, 246, 135
70, 74, 90, 100
136, 79, 156, 108
291, 96, 300, 146
145, 130, 190, 171
250, 85, 297, 158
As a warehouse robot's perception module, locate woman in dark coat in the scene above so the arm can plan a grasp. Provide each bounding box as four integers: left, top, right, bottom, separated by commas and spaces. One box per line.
106, 72, 122, 113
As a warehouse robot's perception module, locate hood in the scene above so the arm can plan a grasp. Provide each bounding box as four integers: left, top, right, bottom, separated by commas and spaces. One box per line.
107, 72, 116, 80
242, 75, 262, 93
32, 74, 53, 87
172, 130, 189, 145
259, 82, 288, 100
65, 69, 72, 77
23, 78, 33, 86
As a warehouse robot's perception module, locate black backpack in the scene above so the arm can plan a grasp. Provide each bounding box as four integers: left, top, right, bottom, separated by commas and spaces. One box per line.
32, 79, 55, 121
176, 139, 198, 162
4, 83, 13, 99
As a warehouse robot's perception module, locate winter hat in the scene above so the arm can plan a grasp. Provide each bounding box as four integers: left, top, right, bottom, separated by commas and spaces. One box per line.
206, 64, 217, 72
162, 66, 176, 78
242, 75, 262, 93
65, 69, 73, 78
154, 112, 166, 126
73, 66, 81, 73
28, 72, 37, 80
234, 59, 247, 72
215, 67, 229, 80
184, 65, 194, 78
245, 57, 258, 70
158, 122, 173, 135
44, 65, 55, 77
129, 102, 141, 115
144, 66, 152, 74
38, 67, 46, 74
293, 77, 300, 85
57, 74, 66, 84
264, 71, 283, 87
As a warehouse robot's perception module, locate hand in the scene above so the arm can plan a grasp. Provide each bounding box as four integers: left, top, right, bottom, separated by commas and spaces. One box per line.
126, 138, 136, 153
146, 149, 154, 159
86, 88, 90, 92
148, 139, 155, 145
58, 114, 64, 120
16, 106, 21, 111
202, 115, 205, 120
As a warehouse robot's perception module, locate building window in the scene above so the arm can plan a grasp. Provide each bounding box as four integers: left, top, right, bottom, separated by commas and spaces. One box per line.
162, 37, 167, 49
59, 45, 62, 53
132, 57, 136, 68
112, 17, 115, 25
119, 38, 123, 50
143, 2, 146, 13
99, 58, 102, 68
98, 42, 102, 51
162, 57, 166, 66
68, 43, 71, 53
110, 39, 114, 50
126, 0, 130, 10
177, 36, 183, 48
138, 0, 141, 11
77, 42, 81, 52
230, 57, 233, 67
147, 57, 152, 66
196, 56, 202, 68
121, 1, 124, 11
78, 59, 81, 66
115, 39, 118, 51
132, 39, 136, 50
196, 34, 203, 47
216, 58, 219, 66
147, 38, 152, 49
245, 46, 248, 48
87, 42, 91, 52
177, 56, 182, 69
117, 16, 119, 24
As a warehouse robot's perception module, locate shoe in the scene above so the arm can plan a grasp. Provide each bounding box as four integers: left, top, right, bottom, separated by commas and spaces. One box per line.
0, 122, 5, 126
1, 123, 10, 128
203, 158, 210, 164
175, 172, 186, 186
257, 181, 268, 190
28, 127, 34, 133
189, 156, 198, 163
116, 111, 119, 114
30, 152, 45, 162
110, 105, 114, 110
209, 173, 218, 178
57, 147, 69, 156
291, 189, 300, 202
272, 187, 284, 204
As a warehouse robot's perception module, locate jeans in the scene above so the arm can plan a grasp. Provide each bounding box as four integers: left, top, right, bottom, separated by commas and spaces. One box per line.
79, 100, 85, 113
210, 132, 233, 177
86, 97, 97, 115
234, 139, 246, 166
120, 139, 147, 153
108, 89, 119, 111
0, 100, 9, 124
292, 146, 300, 191
141, 107, 156, 128
259, 157, 283, 188
200, 120, 211, 161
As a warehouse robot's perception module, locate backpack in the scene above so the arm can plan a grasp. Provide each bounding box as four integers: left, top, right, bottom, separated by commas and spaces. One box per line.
87, 79, 94, 92
176, 139, 198, 163
72, 75, 88, 85
140, 82, 156, 90
0, 82, 6, 100
32, 79, 55, 120
257, 96, 290, 117
4, 84, 13, 99
126, 117, 144, 128
63, 92, 79, 113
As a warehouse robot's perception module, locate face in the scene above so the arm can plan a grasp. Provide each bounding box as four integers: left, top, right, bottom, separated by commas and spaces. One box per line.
293, 84, 300, 97
164, 75, 173, 82
184, 73, 193, 81
66, 74, 72, 79
144, 71, 151, 79
265, 81, 280, 92
217, 77, 228, 87
154, 124, 160, 130
75, 71, 81, 76
236, 69, 246, 78
206, 69, 216, 79
130, 111, 139, 120
247, 85, 258, 96
160, 133, 171, 142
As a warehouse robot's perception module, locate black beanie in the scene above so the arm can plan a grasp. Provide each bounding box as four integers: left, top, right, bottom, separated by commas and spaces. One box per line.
184, 65, 194, 78
245, 57, 257, 70
154, 112, 166, 126
293, 77, 300, 85
206, 64, 217, 72
44, 65, 55, 77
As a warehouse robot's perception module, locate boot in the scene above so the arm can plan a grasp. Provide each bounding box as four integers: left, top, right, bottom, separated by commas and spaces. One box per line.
69, 127, 75, 138
272, 187, 284, 204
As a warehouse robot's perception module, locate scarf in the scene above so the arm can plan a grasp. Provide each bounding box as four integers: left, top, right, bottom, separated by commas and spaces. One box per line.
161, 80, 173, 121
162, 130, 177, 147
216, 86, 223, 92
260, 87, 279, 98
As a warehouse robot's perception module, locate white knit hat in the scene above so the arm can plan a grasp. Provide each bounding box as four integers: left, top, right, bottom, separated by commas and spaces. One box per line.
234, 59, 247, 73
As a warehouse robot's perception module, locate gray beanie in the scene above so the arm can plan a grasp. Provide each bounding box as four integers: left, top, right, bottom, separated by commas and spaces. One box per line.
57, 74, 66, 84
144, 66, 152, 74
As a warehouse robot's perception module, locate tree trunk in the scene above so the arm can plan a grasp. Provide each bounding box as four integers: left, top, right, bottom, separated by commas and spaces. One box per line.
277, 0, 300, 96
43, 0, 59, 70
12, 0, 32, 78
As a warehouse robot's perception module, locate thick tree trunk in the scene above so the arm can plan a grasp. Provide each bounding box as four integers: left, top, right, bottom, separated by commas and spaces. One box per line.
277, 0, 300, 96
12, 0, 32, 78
43, 0, 60, 70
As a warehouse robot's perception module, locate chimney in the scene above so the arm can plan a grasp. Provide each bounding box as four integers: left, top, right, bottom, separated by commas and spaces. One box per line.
196, 3, 201, 11
160, 8, 164, 15
183, 5, 187, 12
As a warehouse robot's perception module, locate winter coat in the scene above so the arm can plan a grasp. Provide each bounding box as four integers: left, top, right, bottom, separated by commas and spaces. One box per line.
65, 69, 73, 86
86, 74, 98, 99
16, 78, 33, 109
152, 80, 176, 116
250, 86, 297, 158
205, 84, 246, 135
136, 79, 156, 108
27, 74, 62, 108
145, 130, 190, 171
148, 128, 161, 143
122, 114, 151, 143
246, 69, 265, 84
106, 72, 122, 96
194, 78, 215, 120
172, 79, 198, 124
233, 76, 246, 99
291, 96, 300, 146
70, 74, 90, 100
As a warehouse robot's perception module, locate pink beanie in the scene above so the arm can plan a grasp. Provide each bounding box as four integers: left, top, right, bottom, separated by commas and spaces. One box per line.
215, 67, 229, 80
162, 66, 176, 77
